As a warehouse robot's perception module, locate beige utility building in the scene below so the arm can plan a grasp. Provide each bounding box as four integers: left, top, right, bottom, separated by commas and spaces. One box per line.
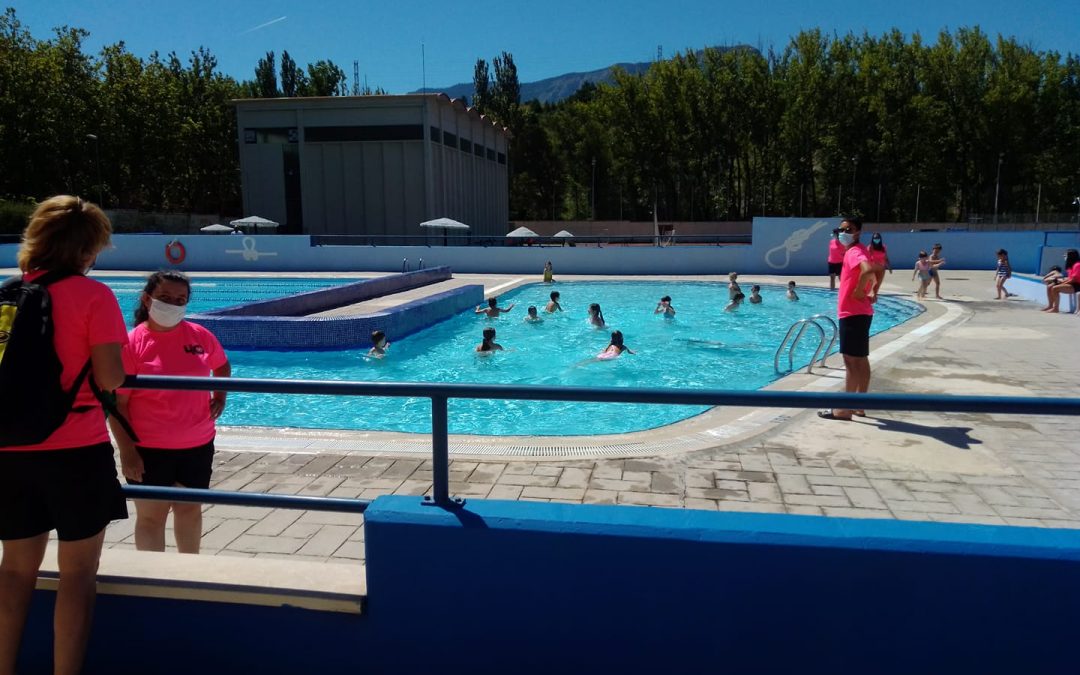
234, 94, 510, 238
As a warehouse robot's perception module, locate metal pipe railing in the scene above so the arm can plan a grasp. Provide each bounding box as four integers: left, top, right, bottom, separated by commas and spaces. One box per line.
122, 375, 1080, 508
122, 484, 369, 513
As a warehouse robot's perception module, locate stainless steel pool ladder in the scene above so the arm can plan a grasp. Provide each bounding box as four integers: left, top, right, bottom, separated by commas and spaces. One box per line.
774, 314, 838, 374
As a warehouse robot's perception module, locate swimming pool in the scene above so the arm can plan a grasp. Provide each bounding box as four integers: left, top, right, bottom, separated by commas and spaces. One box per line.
208, 281, 922, 436
100, 275, 360, 326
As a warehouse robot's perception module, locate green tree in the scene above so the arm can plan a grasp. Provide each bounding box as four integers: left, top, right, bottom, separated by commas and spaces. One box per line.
280, 50, 305, 97
254, 50, 278, 97
302, 60, 347, 96
473, 58, 491, 113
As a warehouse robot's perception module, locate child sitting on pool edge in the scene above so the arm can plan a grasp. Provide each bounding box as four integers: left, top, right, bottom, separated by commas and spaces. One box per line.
476, 327, 504, 353
368, 330, 389, 358
749, 286, 762, 304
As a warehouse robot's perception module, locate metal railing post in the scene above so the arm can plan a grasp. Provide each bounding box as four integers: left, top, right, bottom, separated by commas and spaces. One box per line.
427, 395, 461, 508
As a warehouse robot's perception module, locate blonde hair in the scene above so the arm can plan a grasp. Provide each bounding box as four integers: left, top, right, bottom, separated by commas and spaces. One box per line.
17, 196, 112, 273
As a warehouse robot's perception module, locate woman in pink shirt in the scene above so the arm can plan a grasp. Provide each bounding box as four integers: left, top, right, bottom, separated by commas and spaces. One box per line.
827, 228, 845, 290
111, 271, 231, 553
1043, 249, 1080, 313
0, 196, 128, 675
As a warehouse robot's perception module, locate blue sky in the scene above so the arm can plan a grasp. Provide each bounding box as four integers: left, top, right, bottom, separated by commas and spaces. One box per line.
9, 0, 1079, 93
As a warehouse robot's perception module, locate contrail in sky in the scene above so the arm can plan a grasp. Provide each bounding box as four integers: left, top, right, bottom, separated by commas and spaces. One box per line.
240, 16, 287, 35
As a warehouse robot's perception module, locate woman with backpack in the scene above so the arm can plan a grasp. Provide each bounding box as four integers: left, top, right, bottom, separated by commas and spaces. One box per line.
109, 270, 231, 554
0, 196, 129, 675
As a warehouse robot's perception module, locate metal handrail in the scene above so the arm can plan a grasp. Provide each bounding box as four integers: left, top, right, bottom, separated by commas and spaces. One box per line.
807, 314, 839, 368
122, 484, 369, 513
123, 375, 1080, 508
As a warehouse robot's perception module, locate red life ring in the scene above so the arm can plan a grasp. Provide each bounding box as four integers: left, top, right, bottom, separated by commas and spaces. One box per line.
165, 240, 186, 264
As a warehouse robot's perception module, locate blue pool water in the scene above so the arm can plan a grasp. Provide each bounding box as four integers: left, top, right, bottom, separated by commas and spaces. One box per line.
120, 279, 918, 437
99, 275, 360, 326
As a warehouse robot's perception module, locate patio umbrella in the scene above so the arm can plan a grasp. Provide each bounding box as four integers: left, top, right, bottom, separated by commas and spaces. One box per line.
200, 223, 235, 234
553, 230, 574, 246
230, 215, 280, 232
420, 217, 470, 245
506, 226, 539, 238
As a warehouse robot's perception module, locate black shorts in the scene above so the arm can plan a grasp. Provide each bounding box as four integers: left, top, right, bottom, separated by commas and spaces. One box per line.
1070, 281, 1080, 291
828, 262, 843, 275
128, 439, 215, 490
838, 314, 873, 358
0, 443, 127, 542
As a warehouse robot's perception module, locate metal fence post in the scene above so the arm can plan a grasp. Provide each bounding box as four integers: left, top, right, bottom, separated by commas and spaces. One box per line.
426, 395, 461, 508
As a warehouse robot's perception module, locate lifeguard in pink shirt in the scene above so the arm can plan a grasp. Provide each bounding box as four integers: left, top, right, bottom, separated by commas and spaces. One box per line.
111, 271, 231, 554
827, 228, 846, 290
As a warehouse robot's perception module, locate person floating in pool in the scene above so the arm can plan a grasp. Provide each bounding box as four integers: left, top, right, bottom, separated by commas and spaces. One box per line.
725, 292, 745, 312
597, 330, 635, 359
749, 285, 763, 304
543, 261, 554, 283
786, 281, 799, 302
524, 306, 543, 323
654, 295, 676, 317
476, 327, 504, 353
588, 302, 606, 327
476, 296, 515, 317
368, 330, 390, 358
545, 290, 563, 313
728, 272, 742, 299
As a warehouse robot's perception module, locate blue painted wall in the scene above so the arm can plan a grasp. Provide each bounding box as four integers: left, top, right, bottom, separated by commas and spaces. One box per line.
19, 497, 1080, 673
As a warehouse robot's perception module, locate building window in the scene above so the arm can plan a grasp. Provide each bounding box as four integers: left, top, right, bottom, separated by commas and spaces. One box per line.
459, 138, 472, 154
244, 128, 298, 144
497, 152, 507, 165
474, 144, 485, 157
487, 148, 496, 161
430, 126, 441, 142
443, 132, 457, 148
304, 125, 423, 142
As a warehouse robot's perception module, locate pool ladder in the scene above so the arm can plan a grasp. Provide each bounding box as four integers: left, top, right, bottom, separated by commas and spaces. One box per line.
774, 314, 838, 375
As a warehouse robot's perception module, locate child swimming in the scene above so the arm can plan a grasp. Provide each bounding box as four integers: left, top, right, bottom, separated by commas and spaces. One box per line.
724, 292, 745, 312
524, 306, 543, 323
728, 272, 742, 299
786, 281, 799, 301
368, 330, 389, 358
749, 285, 762, 304
654, 295, 676, 317
588, 302, 606, 327
545, 291, 563, 313
476, 326, 504, 353
597, 330, 634, 359
476, 296, 515, 317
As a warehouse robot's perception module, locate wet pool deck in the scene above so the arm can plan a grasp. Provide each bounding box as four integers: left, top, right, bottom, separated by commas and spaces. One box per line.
41, 269, 1080, 562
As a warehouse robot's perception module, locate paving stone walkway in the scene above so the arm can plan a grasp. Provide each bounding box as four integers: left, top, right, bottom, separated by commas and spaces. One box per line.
102, 273, 1080, 563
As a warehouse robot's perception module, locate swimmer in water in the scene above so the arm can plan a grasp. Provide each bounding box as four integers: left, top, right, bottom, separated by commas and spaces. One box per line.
368, 330, 389, 358
524, 306, 543, 323
728, 272, 742, 299
475, 326, 503, 353
749, 285, 762, 304
476, 296, 515, 317
597, 330, 634, 358
725, 292, 745, 312
786, 281, 799, 302
654, 295, 676, 317
545, 290, 563, 313
588, 302, 606, 327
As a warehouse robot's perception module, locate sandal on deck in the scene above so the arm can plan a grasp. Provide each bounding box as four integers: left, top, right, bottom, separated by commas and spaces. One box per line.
817, 411, 852, 421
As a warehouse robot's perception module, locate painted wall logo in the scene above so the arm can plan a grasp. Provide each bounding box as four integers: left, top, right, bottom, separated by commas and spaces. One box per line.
764, 220, 830, 270
225, 236, 279, 262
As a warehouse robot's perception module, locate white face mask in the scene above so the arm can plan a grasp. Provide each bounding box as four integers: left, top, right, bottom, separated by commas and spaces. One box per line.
838, 232, 856, 247
148, 298, 186, 328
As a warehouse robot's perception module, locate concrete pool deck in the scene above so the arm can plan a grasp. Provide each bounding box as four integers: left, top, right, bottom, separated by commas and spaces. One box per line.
71, 269, 1078, 564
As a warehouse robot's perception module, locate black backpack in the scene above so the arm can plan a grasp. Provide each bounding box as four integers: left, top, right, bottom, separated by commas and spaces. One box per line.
0, 271, 131, 447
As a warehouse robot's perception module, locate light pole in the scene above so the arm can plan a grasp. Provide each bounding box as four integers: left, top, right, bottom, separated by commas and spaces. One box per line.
591, 157, 597, 220
993, 152, 1004, 225
850, 156, 858, 213
86, 133, 103, 207
914, 184, 921, 224
1073, 196, 1080, 225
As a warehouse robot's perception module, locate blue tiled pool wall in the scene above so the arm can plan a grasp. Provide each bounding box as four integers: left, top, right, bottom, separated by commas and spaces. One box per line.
190, 284, 484, 350
206, 267, 452, 317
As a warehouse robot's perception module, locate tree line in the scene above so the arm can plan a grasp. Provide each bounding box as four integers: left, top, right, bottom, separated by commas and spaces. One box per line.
477, 29, 1080, 224
2, 6, 1077, 228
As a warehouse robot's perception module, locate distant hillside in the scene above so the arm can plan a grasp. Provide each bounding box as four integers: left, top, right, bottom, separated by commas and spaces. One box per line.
414, 46, 753, 104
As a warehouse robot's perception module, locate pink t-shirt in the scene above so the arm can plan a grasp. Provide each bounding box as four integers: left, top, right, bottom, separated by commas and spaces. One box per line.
121, 321, 228, 449
867, 246, 888, 266
5, 273, 128, 452
838, 244, 874, 319
1069, 262, 1080, 283
828, 239, 846, 264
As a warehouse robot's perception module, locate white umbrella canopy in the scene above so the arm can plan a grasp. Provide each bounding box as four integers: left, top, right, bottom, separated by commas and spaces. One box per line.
553, 230, 574, 238
506, 226, 539, 238
200, 223, 235, 233
230, 215, 280, 228
420, 217, 470, 230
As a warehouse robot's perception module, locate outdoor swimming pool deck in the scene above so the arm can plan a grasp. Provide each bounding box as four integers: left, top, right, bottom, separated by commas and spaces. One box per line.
68, 269, 1079, 564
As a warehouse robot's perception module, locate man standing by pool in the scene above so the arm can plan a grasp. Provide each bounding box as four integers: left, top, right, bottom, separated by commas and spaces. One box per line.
819, 218, 880, 421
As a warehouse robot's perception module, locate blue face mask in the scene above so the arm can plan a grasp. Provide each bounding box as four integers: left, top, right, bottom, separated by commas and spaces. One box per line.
838, 232, 856, 246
